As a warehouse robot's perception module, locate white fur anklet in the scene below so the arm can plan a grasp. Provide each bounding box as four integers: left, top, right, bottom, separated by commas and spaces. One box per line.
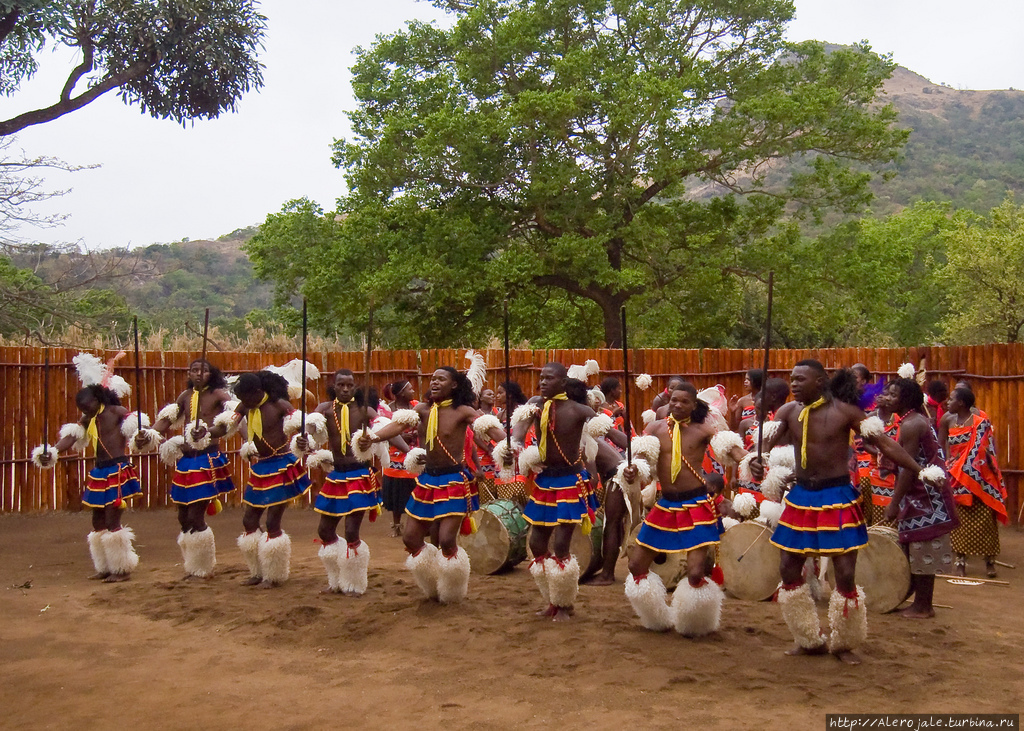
258, 532, 292, 585
545, 555, 580, 608
624, 572, 673, 631
671, 578, 724, 637
102, 527, 139, 576
530, 556, 551, 604
87, 530, 109, 575
827, 587, 867, 654
340, 540, 371, 596
778, 582, 825, 650
186, 527, 216, 578
406, 543, 441, 600
436, 547, 471, 604
318, 539, 344, 592
237, 530, 263, 579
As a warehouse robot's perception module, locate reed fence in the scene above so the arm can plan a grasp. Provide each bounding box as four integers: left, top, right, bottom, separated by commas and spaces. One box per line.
1, 344, 1021, 523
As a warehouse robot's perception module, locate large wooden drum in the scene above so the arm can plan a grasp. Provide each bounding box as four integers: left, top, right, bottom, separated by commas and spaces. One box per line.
827, 525, 910, 613
719, 522, 781, 601
459, 499, 528, 575
624, 524, 687, 590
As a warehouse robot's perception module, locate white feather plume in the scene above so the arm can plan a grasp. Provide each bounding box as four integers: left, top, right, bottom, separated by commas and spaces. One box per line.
511, 403, 539, 427
464, 349, 487, 396
106, 375, 131, 398
584, 413, 614, 439
641, 408, 656, 427
567, 364, 589, 381
583, 359, 600, 378
897, 362, 916, 380
732, 492, 757, 519
73, 352, 106, 387
635, 373, 652, 391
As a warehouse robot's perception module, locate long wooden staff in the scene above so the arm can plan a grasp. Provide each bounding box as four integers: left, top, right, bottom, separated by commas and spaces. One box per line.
133, 317, 142, 433
363, 308, 373, 429
755, 271, 774, 457
42, 348, 50, 450
620, 306, 632, 463
300, 298, 308, 433
195, 308, 210, 430
503, 298, 511, 449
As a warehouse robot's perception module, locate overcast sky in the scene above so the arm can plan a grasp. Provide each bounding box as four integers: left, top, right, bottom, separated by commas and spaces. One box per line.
4, 0, 1023, 250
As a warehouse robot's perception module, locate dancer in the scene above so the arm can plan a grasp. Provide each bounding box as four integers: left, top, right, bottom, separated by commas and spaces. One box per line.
734, 377, 789, 508
750, 360, 930, 663
362, 367, 506, 604
621, 382, 745, 636
508, 363, 612, 621
729, 368, 764, 429
33, 354, 152, 582
206, 370, 311, 588
883, 376, 959, 617
939, 386, 1007, 578
141, 358, 237, 580
651, 375, 684, 413
382, 380, 420, 536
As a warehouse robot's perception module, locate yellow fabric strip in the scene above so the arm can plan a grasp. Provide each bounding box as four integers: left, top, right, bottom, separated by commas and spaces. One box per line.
426, 399, 453, 450
248, 393, 269, 444
86, 404, 105, 450
189, 387, 206, 423
335, 399, 350, 454
798, 397, 827, 469
668, 415, 690, 483
538, 393, 568, 462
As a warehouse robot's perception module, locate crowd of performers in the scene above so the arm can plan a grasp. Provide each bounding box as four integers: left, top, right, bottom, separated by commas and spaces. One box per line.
32, 351, 1010, 664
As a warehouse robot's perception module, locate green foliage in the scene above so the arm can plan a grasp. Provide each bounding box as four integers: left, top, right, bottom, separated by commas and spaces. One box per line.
942, 196, 1024, 343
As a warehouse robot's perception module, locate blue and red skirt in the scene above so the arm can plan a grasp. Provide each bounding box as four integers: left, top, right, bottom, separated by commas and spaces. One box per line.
242, 453, 311, 508
406, 467, 478, 521
770, 481, 868, 554
171, 448, 234, 505
523, 467, 596, 526
83, 459, 142, 508
635, 493, 722, 553
315, 463, 382, 517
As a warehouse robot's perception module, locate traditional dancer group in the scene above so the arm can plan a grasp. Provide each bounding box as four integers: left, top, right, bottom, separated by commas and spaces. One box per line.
33, 345, 1009, 665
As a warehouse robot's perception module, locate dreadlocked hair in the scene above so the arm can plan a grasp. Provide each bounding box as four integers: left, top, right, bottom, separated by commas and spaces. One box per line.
890, 377, 925, 413
674, 381, 709, 423
77, 384, 121, 408
186, 359, 227, 391
499, 380, 527, 410
565, 378, 589, 404
436, 366, 476, 408
234, 371, 290, 403
827, 368, 861, 406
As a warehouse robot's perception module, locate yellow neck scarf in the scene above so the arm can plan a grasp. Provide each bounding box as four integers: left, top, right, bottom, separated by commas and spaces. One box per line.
538, 393, 568, 462
334, 399, 351, 453
247, 393, 269, 444
189, 387, 206, 423
668, 415, 690, 482
798, 396, 827, 468
87, 404, 105, 451
426, 399, 453, 450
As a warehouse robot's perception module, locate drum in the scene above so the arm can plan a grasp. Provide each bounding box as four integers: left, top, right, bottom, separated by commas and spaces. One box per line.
458, 499, 528, 575
624, 523, 686, 590
569, 513, 605, 575
826, 525, 910, 613
718, 521, 781, 601
482, 475, 530, 507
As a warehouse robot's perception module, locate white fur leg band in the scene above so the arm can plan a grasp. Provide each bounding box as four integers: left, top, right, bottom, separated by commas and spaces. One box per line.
102, 527, 139, 576
672, 579, 724, 637
710, 430, 745, 467
625, 572, 673, 631
403, 447, 427, 476
237, 530, 263, 579
530, 557, 550, 603
778, 582, 825, 649
436, 547, 471, 604
319, 539, 344, 592
827, 587, 867, 653
340, 540, 371, 596
258, 531, 292, 585
406, 543, 441, 600
545, 555, 580, 608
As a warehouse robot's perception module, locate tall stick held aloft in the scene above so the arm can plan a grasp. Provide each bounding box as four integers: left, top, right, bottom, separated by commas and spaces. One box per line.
300, 298, 308, 433
755, 271, 774, 457
133, 316, 142, 433
43, 348, 50, 449
364, 308, 373, 429
620, 306, 632, 463
503, 298, 511, 449
195, 308, 210, 431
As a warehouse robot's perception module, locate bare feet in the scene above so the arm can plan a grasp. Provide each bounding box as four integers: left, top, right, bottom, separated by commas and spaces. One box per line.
319, 587, 343, 595
986, 560, 997, 578
581, 574, 615, 586
551, 607, 573, 622
102, 572, 130, 583
89, 572, 111, 580
241, 576, 263, 586
259, 579, 282, 589
785, 642, 828, 657
833, 650, 862, 665
898, 605, 935, 619
535, 604, 557, 617
183, 574, 208, 582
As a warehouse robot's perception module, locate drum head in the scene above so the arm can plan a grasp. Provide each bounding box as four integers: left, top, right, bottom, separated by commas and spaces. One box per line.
718, 522, 781, 601
846, 526, 910, 613
460, 507, 511, 575
625, 524, 686, 590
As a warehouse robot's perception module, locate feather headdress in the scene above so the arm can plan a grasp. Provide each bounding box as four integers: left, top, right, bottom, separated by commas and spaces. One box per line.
73, 351, 131, 398
464, 349, 487, 396
567, 359, 600, 383
266, 359, 321, 400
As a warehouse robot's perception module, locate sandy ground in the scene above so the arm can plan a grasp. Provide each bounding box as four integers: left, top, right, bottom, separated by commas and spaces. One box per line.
1, 507, 1022, 730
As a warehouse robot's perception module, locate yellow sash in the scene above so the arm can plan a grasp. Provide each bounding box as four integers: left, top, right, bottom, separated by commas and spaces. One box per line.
189, 387, 206, 423
87, 404, 105, 451
798, 397, 826, 468
538, 393, 568, 462
426, 399, 453, 450
334, 399, 350, 453
247, 393, 269, 444
668, 415, 690, 482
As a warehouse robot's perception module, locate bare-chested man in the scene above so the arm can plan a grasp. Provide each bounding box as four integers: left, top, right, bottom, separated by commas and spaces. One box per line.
622, 383, 746, 636
35, 384, 143, 582
751, 359, 927, 664
305, 369, 404, 596
509, 363, 610, 621
363, 367, 505, 604
205, 370, 311, 588
139, 359, 236, 580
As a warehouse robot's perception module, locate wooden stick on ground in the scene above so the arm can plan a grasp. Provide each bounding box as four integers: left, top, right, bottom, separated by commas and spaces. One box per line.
938, 573, 1010, 586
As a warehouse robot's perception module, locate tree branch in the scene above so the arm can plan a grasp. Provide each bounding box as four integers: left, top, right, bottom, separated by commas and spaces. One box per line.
0, 7, 19, 46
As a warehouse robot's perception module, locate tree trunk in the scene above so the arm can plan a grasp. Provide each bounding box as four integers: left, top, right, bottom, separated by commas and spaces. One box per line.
599, 292, 630, 348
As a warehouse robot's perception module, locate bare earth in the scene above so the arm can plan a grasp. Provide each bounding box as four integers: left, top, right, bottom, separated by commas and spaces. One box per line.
2, 508, 1021, 730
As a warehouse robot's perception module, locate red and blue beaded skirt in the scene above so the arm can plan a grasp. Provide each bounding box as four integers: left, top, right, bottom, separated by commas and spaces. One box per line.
242, 453, 311, 508
770, 482, 868, 554
635, 494, 722, 553
406, 468, 478, 521
314, 463, 382, 517
523, 467, 596, 526
83, 459, 142, 508
171, 449, 234, 505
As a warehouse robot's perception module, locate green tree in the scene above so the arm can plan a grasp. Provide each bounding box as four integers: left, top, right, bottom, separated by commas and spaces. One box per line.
942, 196, 1024, 343
0, 0, 265, 136
322, 0, 907, 346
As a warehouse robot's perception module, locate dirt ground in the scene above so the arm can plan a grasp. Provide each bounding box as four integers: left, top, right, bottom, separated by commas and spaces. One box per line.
2, 507, 1022, 730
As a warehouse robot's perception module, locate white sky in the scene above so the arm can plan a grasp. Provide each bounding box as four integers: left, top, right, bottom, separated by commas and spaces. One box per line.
4, 0, 1024, 250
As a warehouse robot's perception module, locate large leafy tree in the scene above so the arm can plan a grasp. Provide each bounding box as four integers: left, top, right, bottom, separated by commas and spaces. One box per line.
323, 0, 907, 346
0, 0, 265, 136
